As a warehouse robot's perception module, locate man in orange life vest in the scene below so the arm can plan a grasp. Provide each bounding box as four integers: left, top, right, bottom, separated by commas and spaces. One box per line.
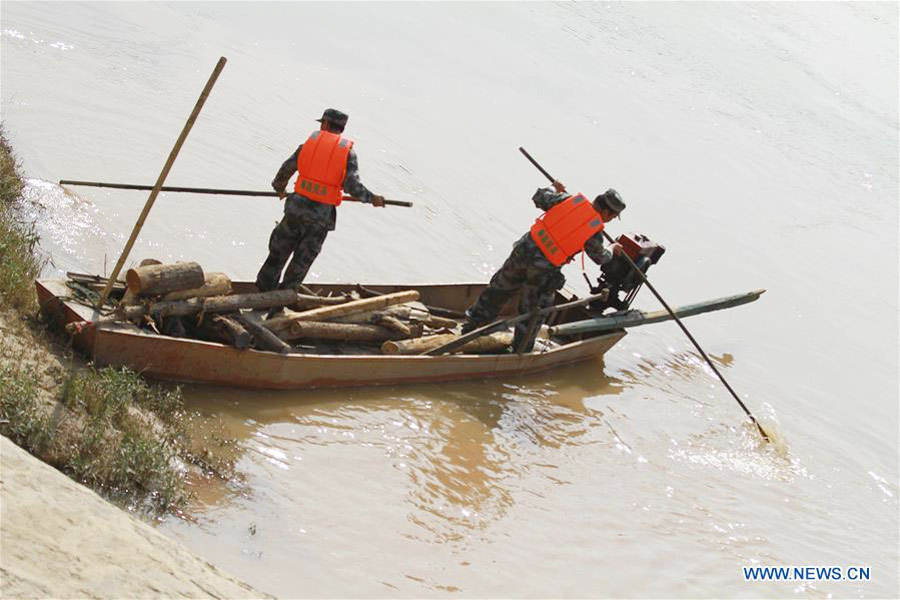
461, 181, 626, 352
255, 108, 385, 295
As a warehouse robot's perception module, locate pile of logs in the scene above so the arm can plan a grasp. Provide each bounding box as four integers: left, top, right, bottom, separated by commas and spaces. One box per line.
101, 260, 525, 355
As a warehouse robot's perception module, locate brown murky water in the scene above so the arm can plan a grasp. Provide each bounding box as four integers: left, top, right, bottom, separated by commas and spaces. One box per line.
2, 2, 897, 597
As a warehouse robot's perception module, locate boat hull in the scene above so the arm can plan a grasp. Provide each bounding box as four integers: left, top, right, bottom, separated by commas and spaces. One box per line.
36, 279, 625, 390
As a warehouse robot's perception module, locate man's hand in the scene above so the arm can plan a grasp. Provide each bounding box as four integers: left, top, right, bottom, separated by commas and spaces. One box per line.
609, 242, 624, 256
271, 179, 286, 200
371, 194, 386, 208
552, 180, 567, 194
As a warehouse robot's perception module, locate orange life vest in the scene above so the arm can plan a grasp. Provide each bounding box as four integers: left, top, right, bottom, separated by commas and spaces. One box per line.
530, 193, 605, 267
294, 130, 353, 205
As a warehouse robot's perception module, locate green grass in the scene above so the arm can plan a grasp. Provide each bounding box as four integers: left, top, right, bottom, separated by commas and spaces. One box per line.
0, 124, 235, 514
0, 125, 44, 311
1, 364, 192, 512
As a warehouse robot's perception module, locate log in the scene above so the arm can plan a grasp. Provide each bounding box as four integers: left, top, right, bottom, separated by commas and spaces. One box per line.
120, 259, 162, 308
330, 304, 416, 325
195, 315, 251, 349
427, 314, 460, 329
323, 302, 457, 330
332, 308, 403, 325
354, 284, 465, 318
382, 331, 513, 355
125, 261, 204, 296
273, 320, 422, 343
401, 301, 458, 328
234, 312, 291, 354
372, 314, 412, 337
266, 290, 419, 328
213, 315, 251, 349
289, 293, 351, 310
162, 272, 232, 301
123, 289, 298, 321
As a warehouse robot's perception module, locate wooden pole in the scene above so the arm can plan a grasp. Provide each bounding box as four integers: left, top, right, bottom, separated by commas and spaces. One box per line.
383, 331, 512, 355
59, 180, 414, 208
122, 289, 298, 321
95, 56, 228, 308
549, 290, 766, 336
265, 290, 420, 328
234, 312, 292, 354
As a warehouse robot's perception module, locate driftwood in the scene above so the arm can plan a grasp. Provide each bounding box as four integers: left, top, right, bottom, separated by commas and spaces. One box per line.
371, 314, 412, 337
234, 312, 291, 354
162, 272, 232, 302
123, 289, 299, 321
401, 301, 458, 329
289, 293, 352, 310
426, 314, 459, 329
354, 284, 465, 318
195, 315, 250, 349
120, 259, 162, 308
382, 331, 513, 355
329, 304, 415, 326
126, 262, 204, 296
266, 290, 420, 328
272, 320, 423, 343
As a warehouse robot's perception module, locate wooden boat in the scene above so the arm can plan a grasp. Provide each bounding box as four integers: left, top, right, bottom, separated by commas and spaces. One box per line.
36, 278, 763, 390
35, 279, 626, 390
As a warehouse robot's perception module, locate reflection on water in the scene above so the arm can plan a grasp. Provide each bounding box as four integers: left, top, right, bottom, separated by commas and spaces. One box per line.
181, 360, 626, 531
20, 179, 118, 276
159, 355, 824, 597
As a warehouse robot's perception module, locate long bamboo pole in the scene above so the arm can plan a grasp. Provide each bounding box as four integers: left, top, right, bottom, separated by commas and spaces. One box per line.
95, 56, 228, 308
59, 180, 413, 208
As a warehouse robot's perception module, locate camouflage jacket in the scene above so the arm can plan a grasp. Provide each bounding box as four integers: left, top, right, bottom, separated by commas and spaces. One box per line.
271, 145, 374, 231
531, 187, 613, 266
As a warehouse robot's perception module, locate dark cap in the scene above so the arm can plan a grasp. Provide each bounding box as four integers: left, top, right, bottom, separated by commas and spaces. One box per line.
594, 188, 626, 214
316, 108, 349, 128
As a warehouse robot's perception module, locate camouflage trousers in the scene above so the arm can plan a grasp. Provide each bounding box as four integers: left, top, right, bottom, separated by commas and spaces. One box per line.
463, 235, 566, 352
255, 195, 330, 292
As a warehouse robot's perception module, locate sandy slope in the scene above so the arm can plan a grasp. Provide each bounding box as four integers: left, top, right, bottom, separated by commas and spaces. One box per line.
0, 436, 269, 599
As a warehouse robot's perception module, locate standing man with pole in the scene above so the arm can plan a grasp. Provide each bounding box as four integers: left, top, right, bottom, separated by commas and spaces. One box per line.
255, 109, 386, 300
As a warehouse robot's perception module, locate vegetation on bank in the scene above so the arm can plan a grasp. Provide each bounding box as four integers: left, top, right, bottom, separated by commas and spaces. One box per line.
1, 365, 190, 511
0, 128, 43, 310
0, 125, 233, 514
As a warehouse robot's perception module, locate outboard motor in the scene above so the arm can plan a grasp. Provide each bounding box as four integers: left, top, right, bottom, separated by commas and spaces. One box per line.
585, 233, 665, 314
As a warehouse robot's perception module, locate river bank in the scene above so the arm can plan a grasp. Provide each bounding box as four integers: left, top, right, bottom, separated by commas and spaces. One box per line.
0, 127, 268, 598
1, 436, 265, 599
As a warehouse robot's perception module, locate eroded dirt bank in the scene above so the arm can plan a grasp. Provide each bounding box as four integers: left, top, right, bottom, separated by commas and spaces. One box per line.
1, 435, 268, 599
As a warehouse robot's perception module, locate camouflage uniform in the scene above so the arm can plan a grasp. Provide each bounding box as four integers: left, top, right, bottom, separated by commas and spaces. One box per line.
463, 187, 614, 352
255, 142, 374, 293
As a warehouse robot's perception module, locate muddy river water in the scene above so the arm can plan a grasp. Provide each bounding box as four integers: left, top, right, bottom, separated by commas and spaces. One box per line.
2, 2, 897, 597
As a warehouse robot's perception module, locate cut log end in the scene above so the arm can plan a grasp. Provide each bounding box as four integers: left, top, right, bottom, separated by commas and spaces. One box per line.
126, 261, 205, 296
